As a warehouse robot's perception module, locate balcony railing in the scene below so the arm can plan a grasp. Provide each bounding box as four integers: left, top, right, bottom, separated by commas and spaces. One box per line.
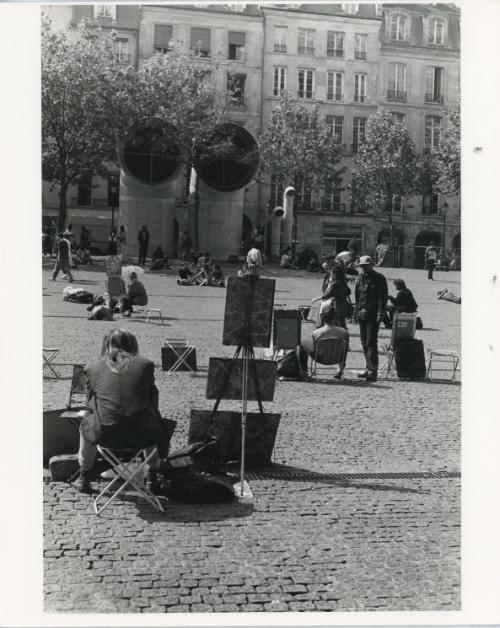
226, 94, 247, 107
354, 51, 367, 60
228, 49, 246, 62
354, 94, 366, 103
298, 46, 315, 55
322, 200, 345, 213
327, 48, 344, 57
190, 48, 211, 58
297, 91, 314, 99
154, 46, 172, 54
116, 53, 131, 64
387, 89, 407, 101
425, 93, 444, 104
274, 43, 287, 53
326, 92, 344, 102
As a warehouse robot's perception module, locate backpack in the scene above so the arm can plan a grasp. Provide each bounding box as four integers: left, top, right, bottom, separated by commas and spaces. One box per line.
67, 290, 94, 304
276, 350, 304, 381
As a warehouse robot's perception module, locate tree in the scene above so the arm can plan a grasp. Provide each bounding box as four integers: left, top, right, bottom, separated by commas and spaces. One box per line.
134, 48, 236, 248
256, 93, 344, 245
42, 17, 135, 230
432, 108, 460, 195
351, 111, 417, 263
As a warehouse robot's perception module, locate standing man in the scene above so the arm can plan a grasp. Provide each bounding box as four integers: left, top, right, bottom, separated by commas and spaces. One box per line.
354, 255, 388, 382
51, 232, 74, 282
179, 231, 192, 261
117, 225, 127, 261
138, 225, 150, 266
246, 240, 263, 275
425, 242, 437, 280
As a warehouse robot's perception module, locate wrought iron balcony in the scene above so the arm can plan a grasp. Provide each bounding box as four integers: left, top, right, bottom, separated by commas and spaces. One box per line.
425, 93, 444, 104
274, 43, 287, 53
321, 199, 345, 213
116, 53, 131, 64
297, 91, 314, 99
354, 94, 366, 103
327, 48, 344, 58
228, 49, 246, 62
226, 93, 247, 107
354, 51, 367, 60
387, 89, 407, 101
298, 46, 315, 55
327, 92, 344, 102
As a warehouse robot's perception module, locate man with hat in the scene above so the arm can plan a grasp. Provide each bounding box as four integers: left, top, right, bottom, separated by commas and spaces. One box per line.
354, 255, 388, 382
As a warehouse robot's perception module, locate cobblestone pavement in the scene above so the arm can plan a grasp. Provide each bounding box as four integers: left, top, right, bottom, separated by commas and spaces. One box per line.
43, 258, 461, 613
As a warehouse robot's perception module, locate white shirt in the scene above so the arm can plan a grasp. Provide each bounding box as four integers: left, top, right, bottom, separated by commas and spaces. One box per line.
246, 247, 263, 268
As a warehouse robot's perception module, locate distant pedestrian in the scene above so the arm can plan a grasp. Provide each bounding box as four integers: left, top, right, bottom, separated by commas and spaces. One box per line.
138, 225, 150, 266
179, 231, 192, 261
425, 243, 437, 280
375, 241, 389, 267
51, 232, 74, 282
107, 228, 118, 255
354, 255, 388, 382
117, 225, 127, 260
246, 241, 263, 275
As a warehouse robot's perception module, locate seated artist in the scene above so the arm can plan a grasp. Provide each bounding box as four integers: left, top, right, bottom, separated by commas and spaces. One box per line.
384, 279, 418, 327
74, 329, 170, 493
121, 271, 148, 317
149, 246, 169, 271
298, 307, 349, 379
177, 263, 195, 285
280, 246, 298, 270
208, 264, 225, 287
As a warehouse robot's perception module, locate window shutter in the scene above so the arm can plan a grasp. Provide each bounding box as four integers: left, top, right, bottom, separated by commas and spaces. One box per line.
404, 16, 411, 40
425, 67, 434, 93
229, 32, 245, 46
154, 25, 172, 48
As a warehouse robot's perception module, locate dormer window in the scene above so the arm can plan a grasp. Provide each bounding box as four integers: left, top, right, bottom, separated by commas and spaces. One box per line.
94, 5, 116, 19
388, 12, 411, 41
424, 16, 446, 45
227, 3, 245, 11
342, 3, 359, 14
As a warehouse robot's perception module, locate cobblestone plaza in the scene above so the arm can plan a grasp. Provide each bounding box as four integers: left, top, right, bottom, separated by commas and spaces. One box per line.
42, 259, 461, 614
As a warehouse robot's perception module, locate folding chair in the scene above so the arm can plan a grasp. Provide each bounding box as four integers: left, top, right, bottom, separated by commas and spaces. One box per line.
43, 347, 60, 379
145, 307, 163, 324
94, 446, 164, 515
309, 336, 347, 379
427, 350, 460, 382
162, 338, 197, 374
378, 312, 417, 378
66, 364, 86, 409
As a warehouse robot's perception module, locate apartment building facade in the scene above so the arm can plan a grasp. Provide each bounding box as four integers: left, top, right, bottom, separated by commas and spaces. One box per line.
42, 3, 460, 266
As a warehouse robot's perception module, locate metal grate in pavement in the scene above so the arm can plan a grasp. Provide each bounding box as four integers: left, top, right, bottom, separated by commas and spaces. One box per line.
245, 470, 460, 481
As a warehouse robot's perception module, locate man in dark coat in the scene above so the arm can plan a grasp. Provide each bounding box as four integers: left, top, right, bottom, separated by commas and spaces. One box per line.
354, 255, 388, 382
138, 225, 150, 266
51, 232, 74, 282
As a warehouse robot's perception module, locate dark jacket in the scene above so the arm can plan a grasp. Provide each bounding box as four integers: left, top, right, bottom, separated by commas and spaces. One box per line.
390, 287, 418, 313
138, 229, 150, 246
84, 356, 164, 451
355, 269, 388, 319
323, 278, 351, 318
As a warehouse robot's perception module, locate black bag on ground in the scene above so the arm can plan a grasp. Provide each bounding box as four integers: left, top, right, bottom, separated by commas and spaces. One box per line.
160, 439, 219, 475
394, 338, 426, 379
67, 290, 94, 304
276, 350, 303, 381
416, 316, 423, 330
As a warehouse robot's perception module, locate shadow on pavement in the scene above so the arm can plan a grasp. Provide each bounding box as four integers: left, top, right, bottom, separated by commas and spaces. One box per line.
136, 499, 255, 523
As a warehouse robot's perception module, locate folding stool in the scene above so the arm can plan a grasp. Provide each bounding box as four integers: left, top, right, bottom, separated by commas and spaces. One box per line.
145, 308, 163, 324
426, 350, 460, 382
162, 338, 196, 374
93, 446, 164, 515
43, 347, 60, 379
378, 312, 417, 378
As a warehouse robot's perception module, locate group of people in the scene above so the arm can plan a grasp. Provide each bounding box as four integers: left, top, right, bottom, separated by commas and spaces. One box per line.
176, 253, 225, 287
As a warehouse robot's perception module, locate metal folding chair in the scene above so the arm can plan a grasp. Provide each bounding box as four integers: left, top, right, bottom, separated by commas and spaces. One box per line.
164, 338, 196, 374
427, 350, 460, 381
43, 347, 60, 379
378, 312, 417, 378
94, 446, 164, 516
309, 336, 347, 379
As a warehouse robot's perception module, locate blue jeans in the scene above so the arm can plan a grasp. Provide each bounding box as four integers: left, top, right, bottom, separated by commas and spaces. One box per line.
358, 317, 380, 372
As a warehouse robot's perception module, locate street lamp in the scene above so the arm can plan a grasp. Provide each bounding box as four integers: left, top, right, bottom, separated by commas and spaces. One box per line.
441, 201, 449, 256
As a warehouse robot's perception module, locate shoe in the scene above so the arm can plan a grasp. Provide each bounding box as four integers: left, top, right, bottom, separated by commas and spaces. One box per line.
73, 472, 92, 494
357, 370, 368, 379
365, 371, 378, 382
100, 469, 116, 480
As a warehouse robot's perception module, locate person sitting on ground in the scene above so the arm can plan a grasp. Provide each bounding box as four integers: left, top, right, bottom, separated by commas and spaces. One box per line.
246, 241, 263, 275
280, 246, 298, 269
73, 244, 91, 266
208, 264, 225, 287
177, 263, 195, 285
384, 279, 418, 327
237, 263, 249, 277
298, 307, 349, 380
149, 246, 170, 271
193, 252, 213, 285
191, 246, 202, 265
307, 252, 322, 273
437, 289, 461, 304
74, 329, 170, 493
120, 271, 148, 317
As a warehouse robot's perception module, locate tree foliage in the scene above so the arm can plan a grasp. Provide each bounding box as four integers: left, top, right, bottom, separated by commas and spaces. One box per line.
432, 108, 460, 195
256, 93, 344, 206
42, 16, 135, 230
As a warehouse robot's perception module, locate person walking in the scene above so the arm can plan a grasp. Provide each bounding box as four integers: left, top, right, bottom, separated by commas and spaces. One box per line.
354, 255, 388, 382
246, 240, 263, 275
117, 225, 127, 261
138, 225, 150, 266
51, 232, 74, 282
425, 242, 437, 280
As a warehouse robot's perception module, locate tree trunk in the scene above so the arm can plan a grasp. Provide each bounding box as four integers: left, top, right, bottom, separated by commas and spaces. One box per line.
58, 181, 69, 232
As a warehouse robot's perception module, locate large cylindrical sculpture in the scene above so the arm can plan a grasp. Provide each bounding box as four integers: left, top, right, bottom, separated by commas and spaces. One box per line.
118, 121, 183, 259
195, 123, 259, 259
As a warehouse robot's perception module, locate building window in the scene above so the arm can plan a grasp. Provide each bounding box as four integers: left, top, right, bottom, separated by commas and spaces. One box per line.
115, 38, 130, 64
191, 27, 211, 57
154, 25, 173, 53
389, 13, 410, 41
392, 194, 403, 213
425, 67, 444, 103
323, 181, 342, 212
354, 73, 367, 103
227, 73, 246, 106
274, 26, 288, 53
391, 112, 406, 123
297, 69, 314, 99
354, 34, 367, 60
327, 31, 344, 58
273, 66, 286, 96
425, 115, 442, 150
298, 28, 315, 55
296, 179, 313, 211
108, 174, 120, 208
427, 17, 445, 44
325, 115, 344, 144
77, 174, 92, 206
387, 62, 407, 101
326, 71, 344, 102
342, 3, 359, 14
352, 117, 366, 152
375, 4, 383, 17
227, 3, 246, 11
228, 31, 246, 61
422, 193, 439, 214
270, 174, 284, 208
94, 5, 116, 19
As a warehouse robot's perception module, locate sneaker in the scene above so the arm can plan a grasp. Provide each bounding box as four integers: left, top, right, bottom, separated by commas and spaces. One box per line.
100, 469, 116, 480
357, 370, 368, 379
366, 370, 378, 382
